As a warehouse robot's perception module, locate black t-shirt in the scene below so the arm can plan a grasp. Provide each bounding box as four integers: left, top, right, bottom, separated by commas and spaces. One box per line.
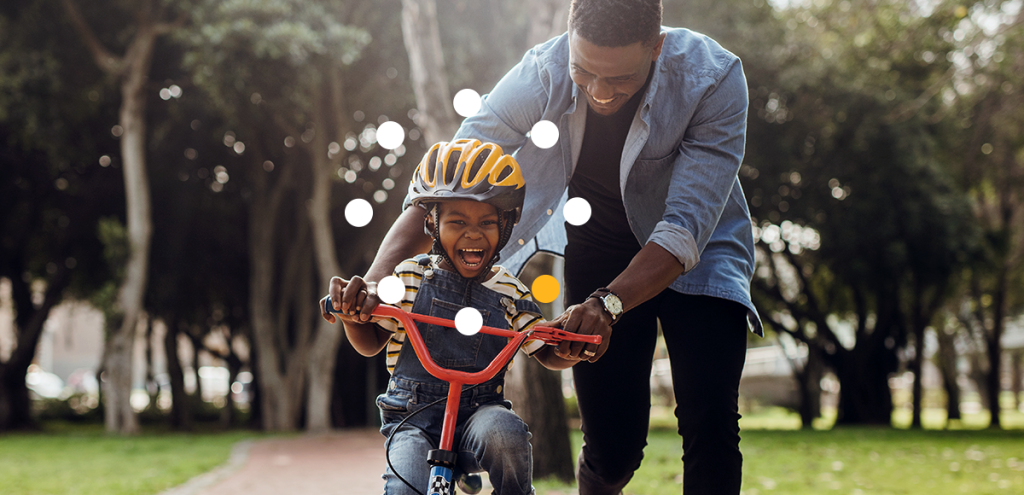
565, 69, 652, 269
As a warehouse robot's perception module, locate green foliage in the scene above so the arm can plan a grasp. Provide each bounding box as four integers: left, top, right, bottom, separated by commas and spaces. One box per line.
181, 0, 370, 124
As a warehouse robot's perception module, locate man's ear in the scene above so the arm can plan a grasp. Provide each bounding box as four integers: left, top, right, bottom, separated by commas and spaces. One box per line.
651, 32, 667, 61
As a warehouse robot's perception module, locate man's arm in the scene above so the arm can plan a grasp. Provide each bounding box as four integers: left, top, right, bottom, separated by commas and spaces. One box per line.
554, 242, 684, 361
366, 206, 433, 281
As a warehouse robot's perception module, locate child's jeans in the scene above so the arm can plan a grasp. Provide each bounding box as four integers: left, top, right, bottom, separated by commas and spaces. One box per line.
378, 265, 539, 495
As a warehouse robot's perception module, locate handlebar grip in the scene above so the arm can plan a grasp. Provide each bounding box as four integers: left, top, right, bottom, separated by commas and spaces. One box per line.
323, 296, 338, 315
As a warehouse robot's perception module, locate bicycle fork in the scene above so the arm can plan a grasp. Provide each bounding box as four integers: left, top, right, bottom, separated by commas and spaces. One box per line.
426, 381, 464, 495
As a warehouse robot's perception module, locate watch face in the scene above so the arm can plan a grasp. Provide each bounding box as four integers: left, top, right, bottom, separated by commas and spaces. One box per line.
603, 294, 623, 315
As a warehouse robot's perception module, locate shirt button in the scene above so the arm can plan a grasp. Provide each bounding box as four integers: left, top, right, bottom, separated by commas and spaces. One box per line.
546, 209, 553, 215
518, 239, 524, 245
389, 381, 396, 390
495, 385, 503, 394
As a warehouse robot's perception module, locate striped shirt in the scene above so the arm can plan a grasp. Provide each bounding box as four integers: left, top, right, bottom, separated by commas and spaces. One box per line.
376, 256, 546, 375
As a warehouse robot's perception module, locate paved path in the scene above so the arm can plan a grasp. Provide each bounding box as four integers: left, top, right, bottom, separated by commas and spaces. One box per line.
161, 428, 578, 495
162, 428, 388, 495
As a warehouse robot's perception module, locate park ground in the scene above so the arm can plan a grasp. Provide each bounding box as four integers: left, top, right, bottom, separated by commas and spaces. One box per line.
5, 406, 1023, 495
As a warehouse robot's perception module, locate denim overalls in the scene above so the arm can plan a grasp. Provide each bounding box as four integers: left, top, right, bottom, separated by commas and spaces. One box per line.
377, 258, 540, 495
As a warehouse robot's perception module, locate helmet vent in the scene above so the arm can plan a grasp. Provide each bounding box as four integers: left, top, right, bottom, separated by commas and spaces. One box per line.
467, 149, 489, 182
494, 162, 513, 182
424, 148, 440, 183
444, 151, 462, 185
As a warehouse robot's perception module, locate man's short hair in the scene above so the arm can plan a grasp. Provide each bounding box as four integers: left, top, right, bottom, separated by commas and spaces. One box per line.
569, 0, 662, 47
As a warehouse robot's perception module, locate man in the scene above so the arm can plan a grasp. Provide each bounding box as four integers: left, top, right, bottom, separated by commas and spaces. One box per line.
344, 0, 761, 492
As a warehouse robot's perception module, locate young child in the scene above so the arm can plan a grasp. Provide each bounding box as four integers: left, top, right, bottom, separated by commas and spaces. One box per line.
321, 139, 579, 495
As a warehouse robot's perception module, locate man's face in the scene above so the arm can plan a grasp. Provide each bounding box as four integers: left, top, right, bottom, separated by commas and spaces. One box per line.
568, 30, 665, 116
433, 200, 501, 279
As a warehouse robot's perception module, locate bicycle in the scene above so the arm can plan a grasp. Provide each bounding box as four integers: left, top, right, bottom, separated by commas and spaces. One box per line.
324, 298, 601, 495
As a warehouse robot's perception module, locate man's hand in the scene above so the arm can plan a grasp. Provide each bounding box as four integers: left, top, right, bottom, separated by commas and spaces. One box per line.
549, 297, 613, 363
320, 275, 382, 324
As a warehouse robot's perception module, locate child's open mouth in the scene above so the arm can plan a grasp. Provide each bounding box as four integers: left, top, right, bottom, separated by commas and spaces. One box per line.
458, 248, 486, 267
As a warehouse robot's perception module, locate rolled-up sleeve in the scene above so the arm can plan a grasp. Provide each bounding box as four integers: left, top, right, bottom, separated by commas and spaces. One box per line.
654, 60, 748, 272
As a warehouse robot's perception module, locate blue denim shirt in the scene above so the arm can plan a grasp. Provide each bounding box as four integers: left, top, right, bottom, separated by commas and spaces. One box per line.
432, 28, 761, 335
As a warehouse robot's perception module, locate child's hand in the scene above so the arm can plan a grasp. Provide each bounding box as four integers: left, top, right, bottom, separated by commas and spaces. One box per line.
320, 276, 382, 324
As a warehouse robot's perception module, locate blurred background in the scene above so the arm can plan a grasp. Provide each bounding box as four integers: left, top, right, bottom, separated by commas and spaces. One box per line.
1, 0, 1022, 479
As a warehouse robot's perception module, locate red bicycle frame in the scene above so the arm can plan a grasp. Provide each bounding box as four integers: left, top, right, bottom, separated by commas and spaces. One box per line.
326, 299, 600, 494
370, 304, 601, 453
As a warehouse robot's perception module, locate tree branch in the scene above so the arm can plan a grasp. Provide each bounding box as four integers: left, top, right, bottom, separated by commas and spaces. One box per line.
155, 11, 189, 35
61, 0, 124, 75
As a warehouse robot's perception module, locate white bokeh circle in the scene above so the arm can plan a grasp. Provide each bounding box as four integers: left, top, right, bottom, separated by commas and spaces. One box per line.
453, 89, 482, 117
563, 197, 592, 226
376, 276, 405, 305
376, 121, 405, 150
455, 307, 483, 336
344, 198, 373, 227
530, 120, 559, 149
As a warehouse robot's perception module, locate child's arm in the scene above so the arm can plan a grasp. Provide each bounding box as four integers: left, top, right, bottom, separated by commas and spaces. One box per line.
320, 276, 391, 356
532, 345, 582, 370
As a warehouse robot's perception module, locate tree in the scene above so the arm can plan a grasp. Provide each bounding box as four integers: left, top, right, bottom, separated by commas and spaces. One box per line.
401, 0, 459, 145
743, 0, 979, 425
62, 0, 187, 434
940, 1, 1024, 429
180, 0, 406, 430
0, 0, 123, 431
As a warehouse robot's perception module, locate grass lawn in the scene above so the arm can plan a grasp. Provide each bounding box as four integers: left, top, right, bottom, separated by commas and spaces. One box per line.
535, 408, 1024, 495
0, 422, 256, 495
4, 410, 1024, 495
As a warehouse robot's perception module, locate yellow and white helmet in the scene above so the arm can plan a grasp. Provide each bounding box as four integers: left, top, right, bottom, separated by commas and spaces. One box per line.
409, 139, 526, 223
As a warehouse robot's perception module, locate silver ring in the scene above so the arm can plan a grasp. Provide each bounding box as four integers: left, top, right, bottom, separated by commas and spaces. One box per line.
582, 350, 596, 357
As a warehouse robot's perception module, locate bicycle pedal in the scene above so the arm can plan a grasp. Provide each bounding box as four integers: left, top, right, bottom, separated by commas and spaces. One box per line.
456, 473, 483, 494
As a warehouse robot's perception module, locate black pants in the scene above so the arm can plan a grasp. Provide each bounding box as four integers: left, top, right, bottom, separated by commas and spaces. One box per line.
565, 258, 749, 495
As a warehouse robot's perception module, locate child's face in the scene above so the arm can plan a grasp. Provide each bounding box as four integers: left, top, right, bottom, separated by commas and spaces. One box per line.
435, 200, 501, 279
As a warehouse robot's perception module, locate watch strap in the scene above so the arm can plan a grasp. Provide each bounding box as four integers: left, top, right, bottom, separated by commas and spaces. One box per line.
587, 287, 621, 323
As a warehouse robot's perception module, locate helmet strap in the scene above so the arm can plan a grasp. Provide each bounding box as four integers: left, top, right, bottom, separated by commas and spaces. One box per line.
428, 205, 460, 276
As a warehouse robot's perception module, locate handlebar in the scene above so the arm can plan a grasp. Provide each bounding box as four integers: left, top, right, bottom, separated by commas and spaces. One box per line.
323, 297, 601, 384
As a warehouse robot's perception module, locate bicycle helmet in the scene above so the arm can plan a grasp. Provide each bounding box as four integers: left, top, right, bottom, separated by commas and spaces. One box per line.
409, 139, 527, 279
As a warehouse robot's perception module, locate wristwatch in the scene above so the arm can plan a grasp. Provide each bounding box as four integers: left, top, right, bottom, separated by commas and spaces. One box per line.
588, 288, 623, 324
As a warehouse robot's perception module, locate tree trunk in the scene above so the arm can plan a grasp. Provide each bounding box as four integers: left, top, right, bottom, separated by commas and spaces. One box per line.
304, 69, 346, 433
247, 158, 312, 431
332, 344, 380, 427
401, 0, 459, 145
985, 329, 1003, 429
143, 319, 158, 411
935, 322, 962, 424
794, 343, 824, 429
0, 264, 68, 431
62, 0, 172, 435
1013, 350, 1022, 411
909, 298, 926, 428
165, 317, 191, 429
103, 316, 139, 433
188, 331, 204, 402
832, 313, 899, 426
221, 351, 240, 429
986, 271, 1007, 429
